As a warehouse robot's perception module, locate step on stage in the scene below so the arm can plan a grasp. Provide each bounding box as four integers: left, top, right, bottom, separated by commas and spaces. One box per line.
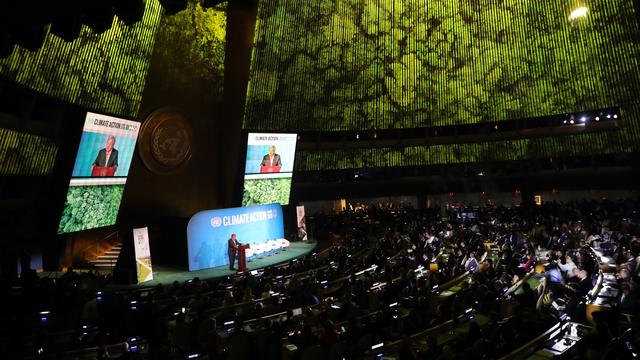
107, 241, 317, 290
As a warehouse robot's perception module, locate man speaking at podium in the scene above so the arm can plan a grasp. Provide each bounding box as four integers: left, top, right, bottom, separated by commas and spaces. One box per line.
228, 233, 241, 270
260, 145, 282, 171
92, 135, 118, 176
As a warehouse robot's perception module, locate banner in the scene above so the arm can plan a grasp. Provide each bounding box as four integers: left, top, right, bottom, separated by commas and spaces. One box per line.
187, 203, 285, 271
296, 205, 308, 241
133, 227, 153, 283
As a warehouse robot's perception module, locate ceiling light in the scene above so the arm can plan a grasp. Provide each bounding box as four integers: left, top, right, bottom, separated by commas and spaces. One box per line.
569, 6, 589, 21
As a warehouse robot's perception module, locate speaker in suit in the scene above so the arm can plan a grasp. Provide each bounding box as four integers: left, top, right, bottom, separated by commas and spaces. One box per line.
228, 234, 240, 270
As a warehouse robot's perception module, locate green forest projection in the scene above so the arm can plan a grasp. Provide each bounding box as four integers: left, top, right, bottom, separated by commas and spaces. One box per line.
295, 129, 635, 171
246, 0, 640, 130
0, 128, 58, 176
245, 0, 640, 170
242, 178, 292, 206
57, 185, 125, 234
149, 1, 227, 98
0, 0, 162, 118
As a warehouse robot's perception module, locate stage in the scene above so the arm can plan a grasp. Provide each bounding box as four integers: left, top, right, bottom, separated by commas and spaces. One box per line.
107, 241, 317, 290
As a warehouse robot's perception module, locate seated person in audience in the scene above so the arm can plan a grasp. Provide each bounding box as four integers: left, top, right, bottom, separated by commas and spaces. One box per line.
465, 251, 480, 273
558, 255, 577, 280
618, 284, 638, 314
518, 253, 534, 272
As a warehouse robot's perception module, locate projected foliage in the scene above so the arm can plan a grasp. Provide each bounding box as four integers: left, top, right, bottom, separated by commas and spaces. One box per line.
246, 0, 640, 170
0, 128, 58, 176
150, 1, 227, 96
0, 0, 162, 118
295, 131, 634, 171
57, 185, 125, 234
246, 0, 640, 130
242, 178, 292, 206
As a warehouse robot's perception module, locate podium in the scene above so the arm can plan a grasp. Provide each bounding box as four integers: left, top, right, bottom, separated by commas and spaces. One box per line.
237, 244, 251, 272
92, 166, 116, 177
260, 166, 281, 173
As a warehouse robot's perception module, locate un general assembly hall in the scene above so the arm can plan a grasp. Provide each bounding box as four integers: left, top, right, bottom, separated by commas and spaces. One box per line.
1, 0, 640, 359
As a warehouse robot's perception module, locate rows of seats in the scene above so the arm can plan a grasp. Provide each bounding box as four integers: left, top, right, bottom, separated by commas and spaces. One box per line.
2, 199, 640, 359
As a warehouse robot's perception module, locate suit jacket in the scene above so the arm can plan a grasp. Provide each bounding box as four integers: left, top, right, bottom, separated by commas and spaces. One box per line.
93, 148, 119, 167
228, 238, 238, 256
260, 154, 282, 167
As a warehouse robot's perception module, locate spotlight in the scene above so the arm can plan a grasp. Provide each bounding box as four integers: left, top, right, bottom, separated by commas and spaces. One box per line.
569, 119, 575, 124
580, 117, 587, 122
613, 114, 618, 119
563, 120, 567, 124
595, 117, 600, 121
606, 115, 611, 119
569, 6, 589, 21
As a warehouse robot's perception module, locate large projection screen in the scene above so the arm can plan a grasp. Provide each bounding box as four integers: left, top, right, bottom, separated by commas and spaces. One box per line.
57, 112, 140, 234
242, 132, 297, 206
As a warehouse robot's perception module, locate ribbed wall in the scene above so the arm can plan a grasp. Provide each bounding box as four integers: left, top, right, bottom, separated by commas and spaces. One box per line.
245, 0, 640, 170
0, 128, 58, 176
246, 0, 640, 130
0, 0, 163, 119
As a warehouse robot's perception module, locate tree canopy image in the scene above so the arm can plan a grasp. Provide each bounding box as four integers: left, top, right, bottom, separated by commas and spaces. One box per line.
245, 0, 640, 131
0, 0, 163, 118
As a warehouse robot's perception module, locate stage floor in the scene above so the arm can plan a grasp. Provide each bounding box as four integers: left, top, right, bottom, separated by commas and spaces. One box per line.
107, 241, 317, 290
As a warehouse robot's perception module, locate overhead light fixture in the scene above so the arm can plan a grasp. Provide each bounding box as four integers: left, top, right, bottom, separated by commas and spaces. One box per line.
569, 6, 589, 22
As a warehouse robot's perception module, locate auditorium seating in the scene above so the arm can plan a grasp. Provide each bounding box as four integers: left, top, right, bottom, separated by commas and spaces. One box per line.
4, 200, 640, 359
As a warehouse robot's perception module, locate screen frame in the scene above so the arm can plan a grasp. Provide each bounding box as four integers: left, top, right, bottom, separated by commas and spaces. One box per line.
236, 130, 298, 207
56, 111, 141, 234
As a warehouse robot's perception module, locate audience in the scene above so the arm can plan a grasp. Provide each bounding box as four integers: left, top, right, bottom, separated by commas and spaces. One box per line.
1, 198, 640, 359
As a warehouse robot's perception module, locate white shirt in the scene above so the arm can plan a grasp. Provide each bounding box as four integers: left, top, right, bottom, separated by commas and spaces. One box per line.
105, 150, 112, 166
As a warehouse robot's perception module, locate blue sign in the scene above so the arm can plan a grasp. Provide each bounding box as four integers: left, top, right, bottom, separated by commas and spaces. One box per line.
187, 203, 285, 271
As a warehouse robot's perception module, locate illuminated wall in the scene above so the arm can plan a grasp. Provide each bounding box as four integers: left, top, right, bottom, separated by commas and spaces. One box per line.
0, 128, 58, 176
245, 0, 640, 169
149, 1, 227, 98
0, 0, 163, 119
246, 0, 640, 129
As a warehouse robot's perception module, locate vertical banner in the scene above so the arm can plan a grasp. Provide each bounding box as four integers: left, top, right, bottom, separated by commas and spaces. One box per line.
133, 227, 153, 283
296, 205, 308, 241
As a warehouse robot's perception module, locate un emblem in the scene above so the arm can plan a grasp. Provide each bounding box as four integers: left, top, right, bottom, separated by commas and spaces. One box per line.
211, 217, 222, 228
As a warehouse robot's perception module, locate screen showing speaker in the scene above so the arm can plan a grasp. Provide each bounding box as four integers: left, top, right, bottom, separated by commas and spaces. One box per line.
57, 112, 140, 234
242, 133, 297, 206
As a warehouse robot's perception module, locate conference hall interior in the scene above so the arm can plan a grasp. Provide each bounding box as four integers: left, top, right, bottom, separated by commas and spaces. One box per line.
1, 0, 640, 359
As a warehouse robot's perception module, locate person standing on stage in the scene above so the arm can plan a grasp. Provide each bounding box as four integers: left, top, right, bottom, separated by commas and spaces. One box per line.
228, 233, 240, 270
